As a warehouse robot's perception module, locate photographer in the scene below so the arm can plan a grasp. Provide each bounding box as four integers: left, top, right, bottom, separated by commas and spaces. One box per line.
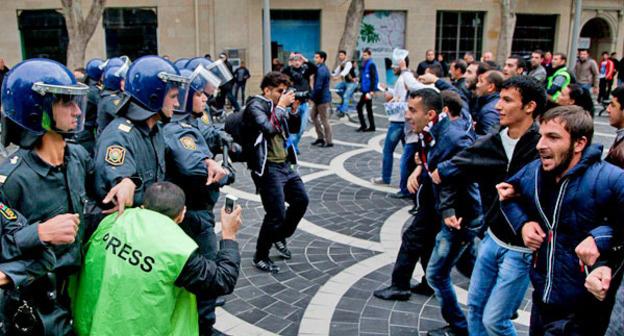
242, 72, 309, 273
282, 52, 316, 153
74, 182, 241, 336
310, 51, 333, 147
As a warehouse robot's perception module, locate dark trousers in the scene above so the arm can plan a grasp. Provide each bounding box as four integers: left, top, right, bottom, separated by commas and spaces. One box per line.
180, 209, 219, 335
529, 293, 611, 336
215, 86, 241, 112
252, 162, 309, 260
356, 94, 375, 130
391, 181, 439, 289
599, 78, 614, 102
234, 82, 246, 104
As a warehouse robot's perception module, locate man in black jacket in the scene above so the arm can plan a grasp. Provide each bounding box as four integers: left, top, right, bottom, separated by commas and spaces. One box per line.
431, 76, 546, 335
417, 49, 440, 76
243, 72, 309, 273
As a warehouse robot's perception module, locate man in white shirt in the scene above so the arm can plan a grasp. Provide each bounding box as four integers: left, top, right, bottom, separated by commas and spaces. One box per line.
371, 48, 426, 199
333, 50, 357, 116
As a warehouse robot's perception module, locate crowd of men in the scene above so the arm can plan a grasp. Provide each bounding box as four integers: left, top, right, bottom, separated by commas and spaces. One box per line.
0, 41, 623, 336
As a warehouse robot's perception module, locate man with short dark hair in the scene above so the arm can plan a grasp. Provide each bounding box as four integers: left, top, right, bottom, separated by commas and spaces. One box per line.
242, 72, 309, 273
474, 70, 504, 135
233, 61, 251, 104
499, 105, 624, 335
310, 51, 333, 147
418, 89, 482, 336
547, 52, 572, 103
426, 63, 444, 78
74, 182, 242, 335
529, 50, 547, 84
502, 55, 526, 79
417, 49, 440, 76
464, 52, 475, 64
333, 50, 357, 116
575, 49, 600, 95
356, 48, 378, 132
432, 76, 546, 336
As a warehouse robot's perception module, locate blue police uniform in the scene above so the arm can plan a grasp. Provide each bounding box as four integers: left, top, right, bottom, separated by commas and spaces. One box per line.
94, 103, 166, 207
96, 89, 123, 137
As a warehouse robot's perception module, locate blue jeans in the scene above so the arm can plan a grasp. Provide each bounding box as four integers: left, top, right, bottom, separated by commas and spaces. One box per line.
335, 81, 357, 113
467, 233, 531, 336
579, 83, 593, 93
427, 225, 479, 331
381, 122, 405, 184
399, 142, 418, 195
289, 102, 309, 153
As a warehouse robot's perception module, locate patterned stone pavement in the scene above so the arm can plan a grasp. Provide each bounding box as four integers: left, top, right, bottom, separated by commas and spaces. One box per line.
212, 110, 615, 335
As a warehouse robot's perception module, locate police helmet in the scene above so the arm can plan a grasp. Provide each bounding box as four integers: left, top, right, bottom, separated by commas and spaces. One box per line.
124, 55, 190, 120
86, 58, 105, 81
1, 58, 89, 147
174, 58, 190, 70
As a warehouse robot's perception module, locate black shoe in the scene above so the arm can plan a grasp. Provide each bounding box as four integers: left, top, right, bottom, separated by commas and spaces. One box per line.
427, 325, 468, 336
410, 281, 434, 296
322, 143, 334, 148
274, 240, 292, 259
311, 139, 325, 146
363, 128, 376, 132
373, 286, 411, 301
215, 296, 226, 307
511, 311, 519, 320
207, 328, 229, 336
253, 258, 280, 273
408, 206, 419, 215
356, 127, 366, 132
390, 191, 411, 199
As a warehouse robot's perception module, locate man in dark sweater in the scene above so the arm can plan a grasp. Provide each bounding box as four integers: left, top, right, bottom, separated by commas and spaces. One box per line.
431, 76, 546, 335
417, 49, 440, 76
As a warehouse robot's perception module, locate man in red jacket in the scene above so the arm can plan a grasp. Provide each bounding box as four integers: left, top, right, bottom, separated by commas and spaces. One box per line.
599, 51, 615, 103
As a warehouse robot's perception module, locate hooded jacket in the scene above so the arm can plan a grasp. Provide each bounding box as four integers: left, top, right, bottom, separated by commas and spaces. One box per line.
502, 144, 624, 305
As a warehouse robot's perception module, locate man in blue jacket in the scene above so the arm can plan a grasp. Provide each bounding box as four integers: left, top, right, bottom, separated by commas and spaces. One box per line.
474, 70, 503, 136
499, 105, 624, 335
310, 51, 333, 147
423, 91, 483, 336
356, 48, 378, 132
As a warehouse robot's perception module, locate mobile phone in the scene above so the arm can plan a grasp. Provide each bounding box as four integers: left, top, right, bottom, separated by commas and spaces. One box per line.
225, 194, 238, 214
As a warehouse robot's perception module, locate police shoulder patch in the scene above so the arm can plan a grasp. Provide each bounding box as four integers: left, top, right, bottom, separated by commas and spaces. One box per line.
180, 136, 197, 150
105, 145, 126, 166
118, 124, 132, 133
113, 99, 121, 106
0, 202, 17, 221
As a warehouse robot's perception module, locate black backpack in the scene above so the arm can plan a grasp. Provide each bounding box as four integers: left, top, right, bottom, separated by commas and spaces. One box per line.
224, 96, 260, 162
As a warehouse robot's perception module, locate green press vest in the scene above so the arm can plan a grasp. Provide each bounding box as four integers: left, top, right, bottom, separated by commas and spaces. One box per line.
547, 67, 571, 102
73, 208, 199, 336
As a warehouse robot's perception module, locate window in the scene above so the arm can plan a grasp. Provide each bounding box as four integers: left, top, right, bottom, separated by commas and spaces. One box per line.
18, 10, 69, 64
103, 8, 158, 60
436, 11, 485, 62
512, 14, 557, 57
270, 10, 320, 62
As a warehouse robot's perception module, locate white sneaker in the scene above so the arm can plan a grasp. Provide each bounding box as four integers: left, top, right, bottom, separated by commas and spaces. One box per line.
370, 177, 389, 185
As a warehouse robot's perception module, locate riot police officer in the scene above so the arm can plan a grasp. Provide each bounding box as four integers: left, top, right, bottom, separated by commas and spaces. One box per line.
94, 55, 189, 207
74, 58, 104, 154
165, 62, 232, 335
0, 58, 135, 335
96, 57, 131, 136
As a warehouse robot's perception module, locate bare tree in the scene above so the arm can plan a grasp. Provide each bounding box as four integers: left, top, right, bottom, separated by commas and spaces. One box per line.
334, 0, 365, 69
495, 0, 517, 66
61, 0, 106, 70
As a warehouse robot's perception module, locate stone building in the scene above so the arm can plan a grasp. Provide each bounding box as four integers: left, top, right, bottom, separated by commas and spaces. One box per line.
1, 0, 622, 90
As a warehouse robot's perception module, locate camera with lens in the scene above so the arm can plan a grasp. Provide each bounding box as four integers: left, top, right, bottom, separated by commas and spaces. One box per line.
216, 130, 238, 186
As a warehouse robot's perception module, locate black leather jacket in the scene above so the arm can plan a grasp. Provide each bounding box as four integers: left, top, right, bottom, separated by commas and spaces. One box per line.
242, 95, 301, 176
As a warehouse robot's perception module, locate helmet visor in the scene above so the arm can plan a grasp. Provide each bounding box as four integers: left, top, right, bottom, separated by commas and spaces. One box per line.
207, 60, 233, 87
158, 72, 190, 116
190, 65, 222, 95
31, 82, 89, 134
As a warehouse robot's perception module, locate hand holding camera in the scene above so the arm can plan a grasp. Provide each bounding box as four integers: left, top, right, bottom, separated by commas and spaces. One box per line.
278, 89, 296, 108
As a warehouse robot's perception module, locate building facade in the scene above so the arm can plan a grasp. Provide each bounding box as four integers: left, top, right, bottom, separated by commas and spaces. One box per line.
1, 0, 623, 90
